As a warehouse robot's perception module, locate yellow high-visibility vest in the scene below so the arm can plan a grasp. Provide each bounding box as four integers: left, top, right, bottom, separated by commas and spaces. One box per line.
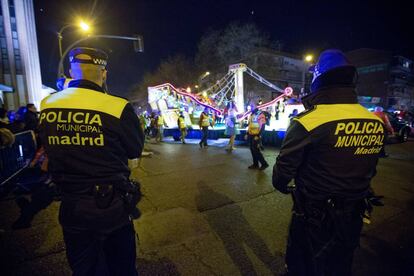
178, 117, 186, 129
248, 114, 261, 135
201, 113, 210, 127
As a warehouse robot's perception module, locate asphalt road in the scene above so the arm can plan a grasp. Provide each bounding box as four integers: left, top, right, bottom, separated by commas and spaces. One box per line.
0, 138, 413, 275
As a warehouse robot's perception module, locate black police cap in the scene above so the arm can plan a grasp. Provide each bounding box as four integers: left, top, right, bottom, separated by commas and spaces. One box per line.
68, 47, 108, 67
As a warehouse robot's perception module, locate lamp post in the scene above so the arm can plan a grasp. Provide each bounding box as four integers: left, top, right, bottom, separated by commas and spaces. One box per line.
302, 54, 314, 95
57, 34, 144, 78
57, 21, 91, 58
197, 71, 210, 90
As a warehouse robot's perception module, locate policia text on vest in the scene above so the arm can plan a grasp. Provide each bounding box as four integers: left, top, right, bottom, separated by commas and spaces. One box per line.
40, 110, 104, 146
334, 121, 384, 155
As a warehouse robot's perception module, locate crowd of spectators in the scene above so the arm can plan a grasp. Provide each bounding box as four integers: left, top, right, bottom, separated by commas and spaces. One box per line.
0, 104, 40, 146
0, 104, 39, 138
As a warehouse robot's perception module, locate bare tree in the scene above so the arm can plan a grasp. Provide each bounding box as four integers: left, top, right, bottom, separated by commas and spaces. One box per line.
128, 54, 198, 105
195, 22, 274, 74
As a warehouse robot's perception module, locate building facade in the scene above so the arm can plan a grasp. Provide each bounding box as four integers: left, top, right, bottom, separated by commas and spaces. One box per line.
0, 0, 43, 111
347, 48, 414, 110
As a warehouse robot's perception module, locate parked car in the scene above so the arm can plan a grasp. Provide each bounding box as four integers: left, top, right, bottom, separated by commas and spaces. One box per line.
387, 112, 411, 142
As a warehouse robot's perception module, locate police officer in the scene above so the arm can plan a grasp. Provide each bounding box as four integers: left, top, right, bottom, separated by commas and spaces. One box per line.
39, 47, 144, 276
177, 111, 187, 144
373, 106, 394, 157
155, 111, 165, 143
272, 49, 385, 275
199, 108, 211, 148
246, 106, 268, 170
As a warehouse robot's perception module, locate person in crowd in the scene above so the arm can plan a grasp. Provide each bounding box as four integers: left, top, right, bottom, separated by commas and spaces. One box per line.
272, 49, 385, 275
224, 101, 239, 151
6, 106, 26, 134
10, 107, 27, 133
199, 107, 211, 148
138, 112, 147, 134
373, 106, 394, 157
0, 127, 15, 147
0, 107, 9, 128
288, 109, 299, 122
177, 111, 187, 144
149, 112, 156, 138
24, 103, 39, 132
144, 112, 151, 137
155, 111, 165, 143
281, 98, 286, 113
39, 47, 144, 276
275, 101, 280, 120
12, 145, 60, 230
246, 106, 268, 170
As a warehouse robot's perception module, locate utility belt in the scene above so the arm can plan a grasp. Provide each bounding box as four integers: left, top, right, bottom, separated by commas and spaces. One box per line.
59, 180, 142, 220
91, 180, 142, 220
293, 190, 367, 220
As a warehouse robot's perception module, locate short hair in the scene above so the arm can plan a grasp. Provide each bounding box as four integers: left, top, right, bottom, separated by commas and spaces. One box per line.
26, 103, 35, 109
70, 62, 105, 81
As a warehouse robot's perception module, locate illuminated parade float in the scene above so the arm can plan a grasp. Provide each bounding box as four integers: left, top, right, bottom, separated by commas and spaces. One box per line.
148, 63, 304, 143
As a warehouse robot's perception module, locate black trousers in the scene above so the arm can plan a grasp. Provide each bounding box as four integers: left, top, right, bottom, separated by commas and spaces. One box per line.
286, 196, 365, 276
248, 135, 267, 166
63, 223, 137, 276
379, 132, 388, 156
200, 126, 209, 146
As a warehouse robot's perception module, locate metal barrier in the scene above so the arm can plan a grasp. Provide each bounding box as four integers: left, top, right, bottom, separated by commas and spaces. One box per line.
0, 130, 37, 186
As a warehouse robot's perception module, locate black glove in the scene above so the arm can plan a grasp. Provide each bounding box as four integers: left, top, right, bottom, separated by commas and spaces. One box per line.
278, 184, 295, 195
119, 180, 142, 219
368, 195, 384, 206
273, 175, 295, 195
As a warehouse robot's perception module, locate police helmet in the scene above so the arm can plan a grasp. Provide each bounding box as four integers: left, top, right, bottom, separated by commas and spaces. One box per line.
68, 47, 108, 68
309, 49, 357, 93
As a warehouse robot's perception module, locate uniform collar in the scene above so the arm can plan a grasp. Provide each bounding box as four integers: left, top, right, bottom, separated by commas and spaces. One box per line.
68, 79, 105, 93
301, 87, 358, 109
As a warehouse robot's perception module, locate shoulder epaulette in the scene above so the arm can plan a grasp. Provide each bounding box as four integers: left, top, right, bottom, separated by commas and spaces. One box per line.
295, 106, 317, 119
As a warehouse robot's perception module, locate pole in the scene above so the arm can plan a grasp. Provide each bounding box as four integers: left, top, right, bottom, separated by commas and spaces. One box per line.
57, 33, 63, 58
57, 25, 71, 59
57, 35, 142, 78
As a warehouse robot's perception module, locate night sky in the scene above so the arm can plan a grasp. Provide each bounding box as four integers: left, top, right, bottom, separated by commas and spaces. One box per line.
34, 0, 413, 97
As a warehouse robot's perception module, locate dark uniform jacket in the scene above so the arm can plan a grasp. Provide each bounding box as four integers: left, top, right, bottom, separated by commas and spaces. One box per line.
273, 87, 384, 200
39, 80, 144, 232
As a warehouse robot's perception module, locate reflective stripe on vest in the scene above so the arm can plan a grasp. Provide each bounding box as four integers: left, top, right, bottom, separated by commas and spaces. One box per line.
201, 114, 210, 127
248, 115, 261, 135
179, 118, 186, 129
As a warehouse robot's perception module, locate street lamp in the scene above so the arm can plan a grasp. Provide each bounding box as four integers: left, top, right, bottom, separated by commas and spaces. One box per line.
305, 54, 314, 63
79, 21, 90, 32
57, 20, 91, 58
302, 54, 314, 95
